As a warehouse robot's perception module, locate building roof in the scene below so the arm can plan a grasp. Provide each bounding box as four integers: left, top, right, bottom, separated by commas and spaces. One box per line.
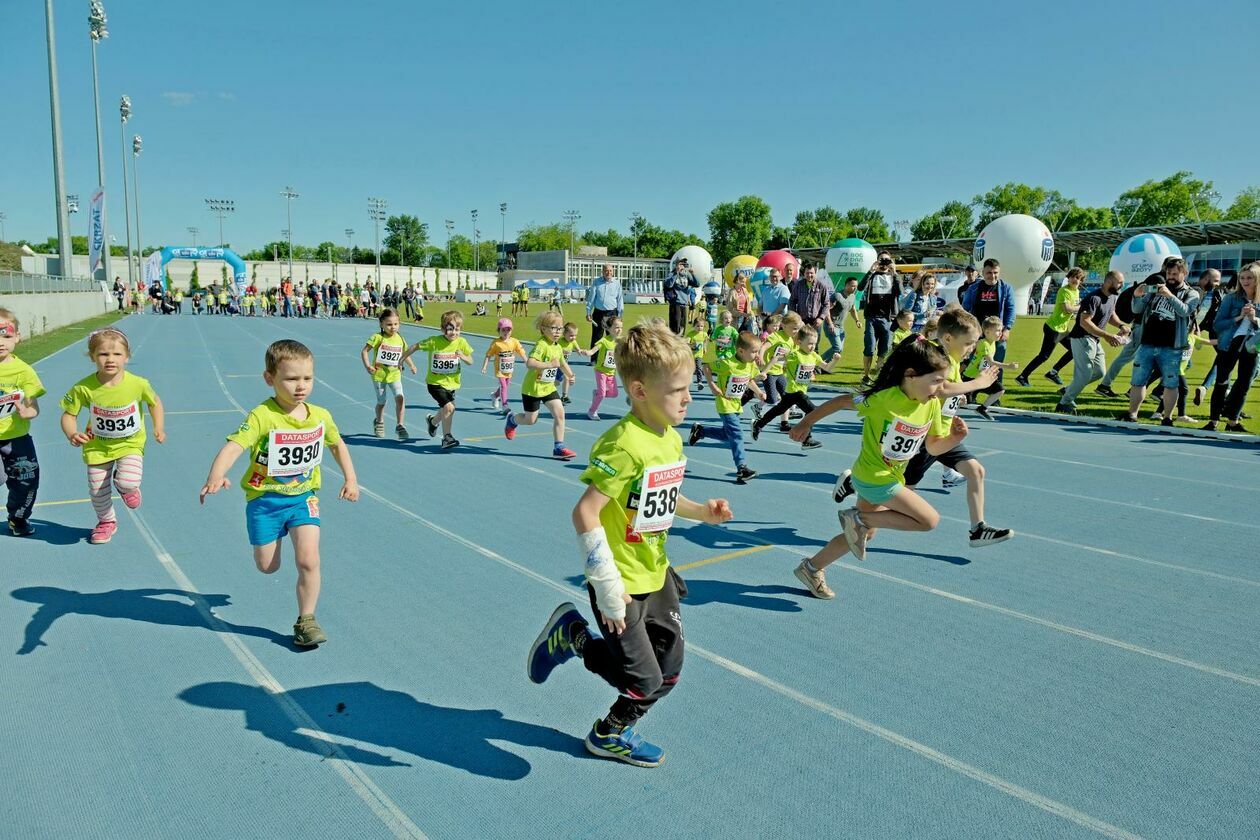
795, 218, 1260, 265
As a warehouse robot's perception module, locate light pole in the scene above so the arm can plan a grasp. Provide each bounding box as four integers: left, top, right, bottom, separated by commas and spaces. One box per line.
444, 219, 454, 268
562, 209, 580, 254
187, 226, 199, 248
938, 214, 955, 241
0, 212, 6, 242
131, 135, 143, 275
119, 95, 133, 287
44, 0, 73, 277
88, 0, 112, 285
499, 202, 507, 267
344, 227, 354, 265
368, 197, 387, 286
819, 224, 833, 249
280, 186, 298, 278
471, 209, 479, 273
630, 212, 642, 286
205, 198, 234, 246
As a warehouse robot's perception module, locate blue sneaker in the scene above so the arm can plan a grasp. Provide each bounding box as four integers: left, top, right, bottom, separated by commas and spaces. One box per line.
584, 720, 665, 767
504, 412, 519, 440
527, 603, 585, 684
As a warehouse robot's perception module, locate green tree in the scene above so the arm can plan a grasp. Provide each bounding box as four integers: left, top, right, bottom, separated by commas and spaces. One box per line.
786, 206, 849, 249
477, 240, 499, 271
843, 207, 891, 244
518, 222, 579, 252
1224, 186, 1260, 220
911, 200, 975, 241
189, 263, 200, 291
445, 235, 474, 269
707, 195, 773, 264
972, 183, 1065, 229
582, 228, 631, 255
383, 214, 429, 266
1113, 171, 1219, 227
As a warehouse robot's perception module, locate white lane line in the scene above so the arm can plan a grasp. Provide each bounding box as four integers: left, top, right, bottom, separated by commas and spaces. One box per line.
123, 507, 427, 839
967, 420, 1258, 465
165, 408, 247, 416
979, 448, 1240, 489
326, 462, 1142, 840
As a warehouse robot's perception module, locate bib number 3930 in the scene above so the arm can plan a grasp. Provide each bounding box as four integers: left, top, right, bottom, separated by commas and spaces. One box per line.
0, 391, 23, 418
881, 417, 929, 461
267, 423, 324, 477
90, 402, 140, 438
632, 460, 686, 533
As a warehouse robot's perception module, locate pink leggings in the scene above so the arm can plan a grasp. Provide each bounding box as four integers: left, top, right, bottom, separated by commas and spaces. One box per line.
496, 377, 511, 406
589, 371, 619, 414
87, 455, 143, 523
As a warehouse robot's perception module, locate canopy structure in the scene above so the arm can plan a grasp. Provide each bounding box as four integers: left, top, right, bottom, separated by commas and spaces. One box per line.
147, 246, 248, 295
523, 278, 560, 289
794, 218, 1260, 266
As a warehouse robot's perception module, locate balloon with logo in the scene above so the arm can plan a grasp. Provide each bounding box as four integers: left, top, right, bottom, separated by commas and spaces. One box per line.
825, 238, 877, 292
722, 254, 758, 287
671, 245, 713, 290
1109, 233, 1181, 287
756, 249, 800, 280
971, 214, 1053, 316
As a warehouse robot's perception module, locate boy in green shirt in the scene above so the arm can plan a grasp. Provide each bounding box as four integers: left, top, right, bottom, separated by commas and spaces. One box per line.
0, 309, 44, 536
688, 331, 766, 483
890, 309, 915, 346
751, 325, 838, 448
684, 316, 708, 390
964, 316, 1019, 420
401, 310, 475, 449
200, 339, 359, 647
527, 320, 733, 767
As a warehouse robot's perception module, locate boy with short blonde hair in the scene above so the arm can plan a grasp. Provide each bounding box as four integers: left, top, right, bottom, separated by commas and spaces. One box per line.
0, 308, 44, 536
401, 310, 475, 448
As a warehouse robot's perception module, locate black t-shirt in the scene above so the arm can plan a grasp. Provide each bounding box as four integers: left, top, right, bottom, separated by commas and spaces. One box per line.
860, 272, 901, 319
971, 283, 1001, 321
1140, 285, 1193, 348
1069, 290, 1117, 339
1114, 285, 1137, 324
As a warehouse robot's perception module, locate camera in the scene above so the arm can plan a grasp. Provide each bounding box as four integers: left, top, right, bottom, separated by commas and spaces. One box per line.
1144, 274, 1167, 287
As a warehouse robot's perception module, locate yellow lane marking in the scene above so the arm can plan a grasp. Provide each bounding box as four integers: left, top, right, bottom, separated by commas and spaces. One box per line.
462, 431, 551, 443
674, 544, 773, 572
33, 496, 113, 507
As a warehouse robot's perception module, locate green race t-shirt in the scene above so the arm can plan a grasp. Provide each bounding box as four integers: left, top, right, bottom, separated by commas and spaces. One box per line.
713, 326, 738, 360
592, 335, 618, 375
938, 350, 968, 427
365, 332, 408, 383
784, 349, 823, 394
60, 371, 158, 464
522, 338, 564, 397
685, 328, 707, 359
414, 334, 473, 389
764, 331, 794, 375
852, 386, 942, 485
580, 413, 685, 594
711, 357, 758, 415
0, 355, 45, 441
227, 398, 343, 502
964, 338, 998, 379
1046, 286, 1080, 333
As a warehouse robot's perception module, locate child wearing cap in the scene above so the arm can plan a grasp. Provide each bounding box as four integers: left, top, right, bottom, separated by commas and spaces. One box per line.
482, 318, 529, 414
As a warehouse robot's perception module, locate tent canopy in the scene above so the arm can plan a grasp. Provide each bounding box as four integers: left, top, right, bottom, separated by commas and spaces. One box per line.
523, 278, 559, 289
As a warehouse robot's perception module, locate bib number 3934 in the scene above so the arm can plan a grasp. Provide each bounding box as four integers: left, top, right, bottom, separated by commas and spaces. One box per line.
267, 423, 324, 477
881, 417, 929, 461
0, 391, 23, 418
632, 460, 686, 533
90, 402, 140, 438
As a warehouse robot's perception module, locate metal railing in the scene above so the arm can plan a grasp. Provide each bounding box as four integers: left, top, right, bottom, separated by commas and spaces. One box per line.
0, 270, 103, 294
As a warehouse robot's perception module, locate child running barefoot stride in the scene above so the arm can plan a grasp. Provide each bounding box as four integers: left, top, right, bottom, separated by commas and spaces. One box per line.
400, 310, 475, 449
60, 328, 165, 545
361, 308, 418, 440
504, 311, 577, 460
787, 337, 968, 599
482, 318, 528, 414
587, 316, 623, 420
0, 309, 44, 536
199, 340, 359, 647
527, 320, 733, 767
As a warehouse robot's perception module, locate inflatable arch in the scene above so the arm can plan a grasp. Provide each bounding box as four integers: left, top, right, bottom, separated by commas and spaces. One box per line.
159, 246, 247, 296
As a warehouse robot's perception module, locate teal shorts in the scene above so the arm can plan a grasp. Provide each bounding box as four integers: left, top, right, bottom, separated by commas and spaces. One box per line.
851, 475, 903, 505
245, 491, 320, 546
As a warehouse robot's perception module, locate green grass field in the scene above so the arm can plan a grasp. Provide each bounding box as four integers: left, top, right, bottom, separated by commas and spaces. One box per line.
6, 309, 128, 364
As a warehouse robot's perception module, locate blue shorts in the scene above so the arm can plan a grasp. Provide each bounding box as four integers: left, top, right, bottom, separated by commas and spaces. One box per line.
1131, 344, 1181, 390
245, 491, 320, 546
852, 475, 903, 505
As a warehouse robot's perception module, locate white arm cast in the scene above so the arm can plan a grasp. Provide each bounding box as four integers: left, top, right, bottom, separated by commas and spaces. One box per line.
580, 527, 627, 622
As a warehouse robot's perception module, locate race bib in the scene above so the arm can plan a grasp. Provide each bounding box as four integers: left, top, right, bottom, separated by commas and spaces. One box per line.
538, 366, 558, 383
267, 424, 324, 477
90, 402, 140, 439
497, 354, 515, 376
794, 364, 815, 384
942, 395, 966, 418
1181, 345, 1194, 363
632, 460, 686, 533
602, 348, 617, 370
375, 343, 403, 367
880, 417, 929, 461
773, 345, 789, 364
724, 375, 750, 399
978, 357, 993, 371
431, 352, 460, 375
716, 336, 732, 349
0, 391, 23, 418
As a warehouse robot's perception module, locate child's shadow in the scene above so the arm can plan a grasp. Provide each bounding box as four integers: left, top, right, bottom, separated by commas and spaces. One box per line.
10, 587, 293, 655
179, 680, 585, 779
8, 519, 91, 546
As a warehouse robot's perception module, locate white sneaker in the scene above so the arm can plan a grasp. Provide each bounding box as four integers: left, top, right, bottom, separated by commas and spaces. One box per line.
492, 393, 502, 410
941, 467, 966, 489
788, 408, 805, 421
587, 410, 601, 421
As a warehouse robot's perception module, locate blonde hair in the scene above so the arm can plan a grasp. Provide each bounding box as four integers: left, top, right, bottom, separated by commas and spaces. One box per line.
1240, 262, 1260, 303
440, 310, 463, 329
937, 308, 979, 339
982, 315, 1003, 332
781, 312, 804, 333
87, 327, 130, 358
617, 319, 692, 385
0, 307, 18, 332
736, 331, 762, 353
535, 311, 563, 333
763, 314, 783, 332
795, 325, 818, 344
264, 339, 313, 374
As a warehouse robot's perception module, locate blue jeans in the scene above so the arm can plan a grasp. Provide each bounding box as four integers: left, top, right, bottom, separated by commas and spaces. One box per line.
863, 317, 891, 358
823, 322, 844, 362
698, 412, 746, 469
1132, 344, 1182, 390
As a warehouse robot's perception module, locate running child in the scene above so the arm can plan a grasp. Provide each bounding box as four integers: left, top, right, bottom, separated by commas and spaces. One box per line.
0, 309, 44, 537
684, 316, 708, 389
482, 318, 528, 414
965, 316, 1018, 420
504, 311, 576, 460
752, 325, 838, 448
587, 315, 623, 420
787, 338, 969, 598
757, 312, 802, 425
527, 320, 733, 767
688, 331, 765, 483
705, 291, 722, 335
557, 322, 585, 405
891, 309, 915, 344
362, 308, 418, 440
712, 310, 738, 362
400, 310, 475, 449
59, 327, 165, 545
199, 339, 359, 647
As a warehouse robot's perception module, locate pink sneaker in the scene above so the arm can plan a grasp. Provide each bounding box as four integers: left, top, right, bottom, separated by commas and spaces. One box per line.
121, 489, 142, 509
89, 520, 118, 544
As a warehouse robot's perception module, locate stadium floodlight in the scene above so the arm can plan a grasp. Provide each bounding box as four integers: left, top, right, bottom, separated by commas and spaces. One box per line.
562, 209, 581, 253
205, 198, 235, 246
88, 0, 112, 283
280, 186, 299, 277
368, 197, 387, 284
119, 95, 134, 284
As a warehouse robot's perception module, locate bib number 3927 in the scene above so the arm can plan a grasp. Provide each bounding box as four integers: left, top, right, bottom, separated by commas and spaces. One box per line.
0, 391, 23, 418
267, 423, 324, 477
90, 402, 140, 438
632, 460, 686, 533
376, 344, 403, 367
881, 417, 929, 461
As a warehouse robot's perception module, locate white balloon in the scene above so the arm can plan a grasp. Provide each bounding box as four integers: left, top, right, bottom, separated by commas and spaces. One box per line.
1108, 233, 1181, 285
972, 214, 1053, 316
670, 245, 713, 283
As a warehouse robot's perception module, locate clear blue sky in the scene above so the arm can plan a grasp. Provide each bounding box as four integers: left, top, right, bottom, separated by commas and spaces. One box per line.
3, 0, 1257, 252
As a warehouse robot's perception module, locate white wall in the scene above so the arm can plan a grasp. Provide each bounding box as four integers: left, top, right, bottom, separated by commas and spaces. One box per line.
2, 291, 111, 337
